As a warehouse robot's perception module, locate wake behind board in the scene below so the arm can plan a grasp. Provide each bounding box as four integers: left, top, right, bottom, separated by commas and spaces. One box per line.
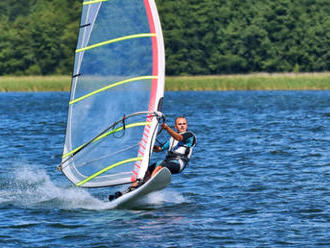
109, 167, 171, 209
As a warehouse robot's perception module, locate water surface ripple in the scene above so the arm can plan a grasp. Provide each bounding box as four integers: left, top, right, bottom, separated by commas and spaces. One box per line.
0, 91, 329, 247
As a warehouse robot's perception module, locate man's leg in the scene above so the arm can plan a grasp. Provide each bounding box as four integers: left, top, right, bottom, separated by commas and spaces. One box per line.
151, 165, 163, 177
108, 163, 161, 201
127, 163, 156, 190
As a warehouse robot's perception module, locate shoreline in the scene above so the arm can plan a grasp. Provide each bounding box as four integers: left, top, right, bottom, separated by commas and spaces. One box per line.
0, 73, 329, 92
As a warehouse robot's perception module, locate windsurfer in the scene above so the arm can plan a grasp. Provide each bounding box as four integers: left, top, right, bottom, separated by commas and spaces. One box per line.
108, 116, 196, 201
145, 116, 197, 180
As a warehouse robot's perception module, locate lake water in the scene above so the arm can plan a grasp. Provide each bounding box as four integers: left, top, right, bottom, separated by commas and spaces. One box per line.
0, 91, 329, 247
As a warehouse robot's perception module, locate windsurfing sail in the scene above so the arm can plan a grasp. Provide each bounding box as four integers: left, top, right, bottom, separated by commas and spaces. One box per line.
59, 0, 165, 188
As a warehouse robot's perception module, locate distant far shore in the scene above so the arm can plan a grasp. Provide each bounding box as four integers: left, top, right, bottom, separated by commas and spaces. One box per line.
0, 73, 329, 92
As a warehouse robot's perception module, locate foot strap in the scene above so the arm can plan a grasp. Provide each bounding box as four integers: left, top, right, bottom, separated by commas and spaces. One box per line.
108, 191, 122, 201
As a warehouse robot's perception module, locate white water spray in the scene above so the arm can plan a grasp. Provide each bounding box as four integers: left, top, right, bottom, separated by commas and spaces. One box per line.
0, 164, 110, 210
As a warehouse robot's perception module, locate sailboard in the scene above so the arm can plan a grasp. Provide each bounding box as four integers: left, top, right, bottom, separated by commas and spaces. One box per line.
58, 0, 167, 203
109, 167, 171, 208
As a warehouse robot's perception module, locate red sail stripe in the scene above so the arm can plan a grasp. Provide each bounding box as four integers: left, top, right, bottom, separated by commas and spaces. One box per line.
131, 1, 159, 183
134, 163, 141, 169
144, 0, 158, 112
140, 142, 146, 150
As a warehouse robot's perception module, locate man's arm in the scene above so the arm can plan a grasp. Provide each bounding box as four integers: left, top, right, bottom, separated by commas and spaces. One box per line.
161, 123, 183, 141
153, 145, 162, 152
153, 140, 169, 152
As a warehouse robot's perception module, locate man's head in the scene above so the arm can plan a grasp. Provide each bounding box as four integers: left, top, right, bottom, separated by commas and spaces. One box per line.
175, 116, 188, 133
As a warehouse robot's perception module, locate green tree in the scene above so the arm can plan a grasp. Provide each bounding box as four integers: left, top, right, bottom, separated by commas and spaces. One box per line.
1, 0, 330, 75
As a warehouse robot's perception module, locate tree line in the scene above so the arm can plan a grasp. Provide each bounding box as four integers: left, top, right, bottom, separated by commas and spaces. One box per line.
0, 0, 329, 76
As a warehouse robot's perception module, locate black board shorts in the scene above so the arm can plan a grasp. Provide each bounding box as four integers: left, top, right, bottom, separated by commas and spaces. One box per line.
159, 160, 181, 174
148, 160, 181, 175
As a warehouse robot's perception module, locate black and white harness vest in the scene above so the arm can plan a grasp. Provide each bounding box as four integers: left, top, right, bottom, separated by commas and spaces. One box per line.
165, 131, 197, 171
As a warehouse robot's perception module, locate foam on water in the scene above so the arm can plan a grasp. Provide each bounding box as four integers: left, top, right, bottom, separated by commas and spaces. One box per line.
0, 164, 110, 210
142, 190, 186, 205
118, 189, 186, 210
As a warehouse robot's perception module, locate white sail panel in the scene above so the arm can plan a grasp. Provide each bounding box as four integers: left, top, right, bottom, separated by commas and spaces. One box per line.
60, 0, 165, 188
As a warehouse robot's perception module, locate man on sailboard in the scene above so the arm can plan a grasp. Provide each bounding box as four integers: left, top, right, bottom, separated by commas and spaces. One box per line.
145, 116, 197, 180
109, 116, 197, 201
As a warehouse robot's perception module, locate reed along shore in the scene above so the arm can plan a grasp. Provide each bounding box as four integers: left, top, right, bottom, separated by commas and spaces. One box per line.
0, 76, 70, 92
0, 73, 329, 92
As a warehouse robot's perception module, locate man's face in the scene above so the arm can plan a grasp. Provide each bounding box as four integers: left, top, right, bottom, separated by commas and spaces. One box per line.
175, 117, 188, 133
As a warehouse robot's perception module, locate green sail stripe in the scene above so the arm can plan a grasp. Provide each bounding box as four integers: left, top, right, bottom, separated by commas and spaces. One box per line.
83, 0, 108, 5
69, 75, 158, 104
76, 157, 143, 186
76, 33, 156, 53
62, 121, 151, 159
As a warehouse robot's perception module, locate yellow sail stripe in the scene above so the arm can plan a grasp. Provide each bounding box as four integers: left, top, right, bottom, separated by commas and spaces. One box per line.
83, 0, 108, 5
76, 157, 143, 186
62, 121, 151, 159
76, 33, 156, 53
69, 75, 158, 104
